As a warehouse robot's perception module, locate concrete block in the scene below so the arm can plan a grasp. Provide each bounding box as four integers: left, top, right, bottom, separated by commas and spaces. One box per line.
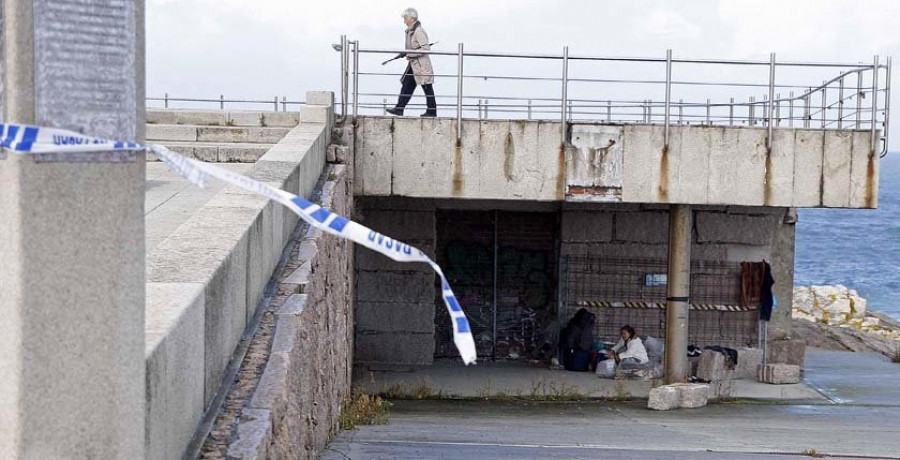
392, 118, 453, 198
674, 383, 710, 409
647, 386, 680, 411
735, 347, 764, 379
706, 126, 767, 206
621, 124, 664, 203
848, 131, 878, 208
758, 363, 801, 384
561, 211, 613, 243
792, 129, 825, 207
768, 339, 806, 367
614, 211, 668, 244
357, 117, 394, 196
697, 350, 727, 382
300, 105, 330, 124
709, 376, 735, 400
333, 145, 351, 164
227, 408, 273, 459
147, 123, 198, 141
193, 144, 219, 162
356, 301, 435, 334
197, 126, 291, 144
307, 91, 334, 107
147, 109, 227, 126
355, 332, 435, 365
258, 111, 301, 127
226, 110, 264, 127
357, 271, 435, 303
767, 128, 796, 206
822, 130, 853, 207
663, 125, 709, 204
695, 212, 775, 246
145, 282, 206, 460
217, 143, 274, 163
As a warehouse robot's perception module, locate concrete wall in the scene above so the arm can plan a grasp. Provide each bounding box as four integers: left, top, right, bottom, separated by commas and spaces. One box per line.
143, 96, 332, 459
354, 197, 437, 366
224, 163, 355, 459
354, 117, 878, 209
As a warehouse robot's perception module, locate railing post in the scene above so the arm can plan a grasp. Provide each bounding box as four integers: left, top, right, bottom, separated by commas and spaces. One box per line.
821, 85, 827, 128
884, 56, 892, 156
776, 93, 781, 127
477, 99, 482, 119
729, 97, 734, 125
648, 99, 653, 123
749, 96, 755, 125
341, 35, 349, 120
456, 43, 463, 143
705, 99, 711, 124
383, 98, 387, 115
871, 55, 880, 154
568, 99, 573, 122
164, 92, 169, 108
767, 53, 775, 148
664, 49, 672, 147
274, 96, 278, 111
352, 40, 359, 121
220, 94, 224, 109
528, 99, 532, 120
282, 96, 287, 112
485, 99, 490, 119
561, 45, 569, 146
856, 70, 863, 129
838, 76, 845, 129
789, 91, 794, 127
679, 99, 683, 124
607, 100, 611, 122
804, 92, 811, 128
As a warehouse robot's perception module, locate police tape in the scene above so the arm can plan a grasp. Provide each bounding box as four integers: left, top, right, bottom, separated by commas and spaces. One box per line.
0, 123, 478, 365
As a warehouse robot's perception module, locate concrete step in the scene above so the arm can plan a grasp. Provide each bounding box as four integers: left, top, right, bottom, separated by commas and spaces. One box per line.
146, 124, 291, 144
147, 109, 299, 127
147, 141, 275, 163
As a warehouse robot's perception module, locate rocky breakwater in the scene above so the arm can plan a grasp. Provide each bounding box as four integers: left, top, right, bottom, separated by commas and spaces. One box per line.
793, 285, 900, 357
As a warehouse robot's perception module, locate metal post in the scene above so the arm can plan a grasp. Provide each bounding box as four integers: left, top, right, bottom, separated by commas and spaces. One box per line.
647, 100, 652, 123
804, 92, 811, 128
383, 98, 387, 115
352, 40, 359, 121
821, 85, 827, 128
164, 92, 169, 108
729, 98, 734, 125
456, 43, 464, 143
477, 99, 482, 119
789, 92, 794, 127
607, 100, 611, 122
664, 49, 672, 147
856, 70, 863, 129
767, 53, 775, 148
749, 96, 755, 125
561, 46, 569, 146
568, 99, 573, 122
705, 99, 710, 124
485, 99, 489, 119
776, 93, 781, 127
664, 204, 692, 384
838, 76, 845, 129
871, 55, 880, 153
884, 57, 893, 155
528, 99, 532, 120
679, 99, 683, 124
337, 35, 349, 122
274, 96, 278, 111
220, 94, 224, 110
492, 210, 499, 361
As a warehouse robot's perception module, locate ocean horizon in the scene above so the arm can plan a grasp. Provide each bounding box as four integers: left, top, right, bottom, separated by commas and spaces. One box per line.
795, 152, 900, 320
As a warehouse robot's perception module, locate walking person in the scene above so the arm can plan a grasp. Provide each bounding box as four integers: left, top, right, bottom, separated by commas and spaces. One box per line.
386, 8, 437, 117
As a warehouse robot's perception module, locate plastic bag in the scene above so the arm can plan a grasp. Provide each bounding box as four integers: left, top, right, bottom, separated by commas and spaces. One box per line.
595, 359, 616, 378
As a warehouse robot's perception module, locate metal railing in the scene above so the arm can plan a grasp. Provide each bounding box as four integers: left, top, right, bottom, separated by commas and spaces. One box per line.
335, 37, 892, 156
146, 94, 307, 112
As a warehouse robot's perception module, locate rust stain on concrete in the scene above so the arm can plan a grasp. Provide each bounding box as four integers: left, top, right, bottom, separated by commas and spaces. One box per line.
556, 143, 567, 200
763, 147, 773, 206
504, 132, 515, 181
452, 139, 463, 196
658, 145, 669, 201
865, 153, 876, 208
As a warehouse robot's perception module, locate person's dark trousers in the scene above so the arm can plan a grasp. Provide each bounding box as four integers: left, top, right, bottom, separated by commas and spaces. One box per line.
393, 67, 437, 116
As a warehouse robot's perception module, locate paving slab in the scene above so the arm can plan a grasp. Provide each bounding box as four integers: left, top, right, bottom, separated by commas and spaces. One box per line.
803, 350, 900, 405
145, 162, 253, 253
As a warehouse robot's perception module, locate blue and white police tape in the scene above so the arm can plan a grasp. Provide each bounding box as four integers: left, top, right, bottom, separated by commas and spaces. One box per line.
0, 123, 478, 365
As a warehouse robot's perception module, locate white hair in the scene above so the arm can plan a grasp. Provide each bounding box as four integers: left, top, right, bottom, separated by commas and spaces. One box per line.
401, 7, 418, 20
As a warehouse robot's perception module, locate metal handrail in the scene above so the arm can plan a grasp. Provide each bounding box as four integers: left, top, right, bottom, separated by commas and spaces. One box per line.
146, 94, 306, 112
342, 40, 892, 156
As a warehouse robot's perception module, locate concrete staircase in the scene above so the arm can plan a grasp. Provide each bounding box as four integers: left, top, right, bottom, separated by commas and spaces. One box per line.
146, 109, 300, 163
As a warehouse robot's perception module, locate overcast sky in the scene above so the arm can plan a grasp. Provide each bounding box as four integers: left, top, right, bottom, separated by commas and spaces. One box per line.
147, 0, 900, 149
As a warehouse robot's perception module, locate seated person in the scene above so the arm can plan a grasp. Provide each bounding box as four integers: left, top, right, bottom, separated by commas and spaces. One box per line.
606, 325, 648, 366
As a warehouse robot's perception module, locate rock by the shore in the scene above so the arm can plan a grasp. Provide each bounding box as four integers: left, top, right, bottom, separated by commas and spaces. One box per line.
792, 285, 900, 359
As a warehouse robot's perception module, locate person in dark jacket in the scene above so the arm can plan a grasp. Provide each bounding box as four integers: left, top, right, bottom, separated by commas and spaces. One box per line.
386, 8, 437, 117
560, 308, 596, 371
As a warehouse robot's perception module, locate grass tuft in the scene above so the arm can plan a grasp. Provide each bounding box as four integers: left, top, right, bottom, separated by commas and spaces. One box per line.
338, 393, 392, 431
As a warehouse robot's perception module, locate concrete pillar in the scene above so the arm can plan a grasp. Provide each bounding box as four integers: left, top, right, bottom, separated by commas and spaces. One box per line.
664, 204, 692, 384
0, 1, 145, 458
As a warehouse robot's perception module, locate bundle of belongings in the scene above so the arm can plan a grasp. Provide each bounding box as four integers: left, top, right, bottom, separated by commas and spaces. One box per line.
559, 308, 595, 371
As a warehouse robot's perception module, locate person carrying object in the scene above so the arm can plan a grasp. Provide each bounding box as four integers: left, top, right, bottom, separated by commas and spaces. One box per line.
386, 8, 437, 117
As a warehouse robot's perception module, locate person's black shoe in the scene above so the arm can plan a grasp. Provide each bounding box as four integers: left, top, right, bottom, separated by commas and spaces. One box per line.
386, 107, 403, 116
420, 111, 437, 117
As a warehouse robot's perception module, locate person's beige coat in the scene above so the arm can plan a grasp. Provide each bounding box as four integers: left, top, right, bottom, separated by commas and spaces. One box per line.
404, 22, 434, 86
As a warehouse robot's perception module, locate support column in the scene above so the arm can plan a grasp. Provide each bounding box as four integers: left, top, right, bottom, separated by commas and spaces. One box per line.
0, 1, 145, 458
664, 204, 692, 384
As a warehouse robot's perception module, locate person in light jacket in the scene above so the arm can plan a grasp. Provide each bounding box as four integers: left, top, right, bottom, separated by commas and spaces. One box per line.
386, 8, 437, 117
607, 325, 649, 365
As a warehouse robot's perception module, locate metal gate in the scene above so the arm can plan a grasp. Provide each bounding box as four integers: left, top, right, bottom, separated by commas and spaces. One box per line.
434, 210, 557, 360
